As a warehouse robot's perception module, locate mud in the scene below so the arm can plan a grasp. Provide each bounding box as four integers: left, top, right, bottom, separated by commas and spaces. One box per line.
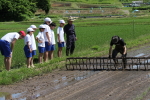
0, 44, 150, 100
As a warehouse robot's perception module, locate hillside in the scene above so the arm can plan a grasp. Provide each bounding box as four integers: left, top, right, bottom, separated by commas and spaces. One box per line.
40, 0, 149, 18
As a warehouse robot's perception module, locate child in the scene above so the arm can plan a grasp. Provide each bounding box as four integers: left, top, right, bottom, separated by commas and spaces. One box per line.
24, 28, 34, 68
0, 31, 26, 71
57, 20, 65, 57
29, 25, 38, 67
36, 25, 46, 63
43, 17, 52, 62
49, 22, 56, 60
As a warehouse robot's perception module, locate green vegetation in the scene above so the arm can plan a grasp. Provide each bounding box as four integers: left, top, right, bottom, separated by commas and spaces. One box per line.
1, 16, 150, 84
36, 0, 51, 14
0, 0, 50, 21
0, 0, 36, 21
134, 87, 150, 100
53, 0, 123, 4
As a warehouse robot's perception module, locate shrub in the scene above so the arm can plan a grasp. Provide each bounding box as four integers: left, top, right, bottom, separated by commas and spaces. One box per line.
0, 0, 36, 21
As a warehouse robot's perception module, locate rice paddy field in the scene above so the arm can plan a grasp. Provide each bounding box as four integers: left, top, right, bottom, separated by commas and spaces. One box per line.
1, 17, 150, 84
0, 17, 150, 70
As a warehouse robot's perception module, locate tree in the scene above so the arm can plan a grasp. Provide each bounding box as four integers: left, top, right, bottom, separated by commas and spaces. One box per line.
0, 0, 36, 21
36, 0, 51, 14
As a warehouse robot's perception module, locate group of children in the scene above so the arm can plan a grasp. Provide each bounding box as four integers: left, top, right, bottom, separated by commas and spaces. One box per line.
24, 18, 66, 68
0, 17, 66, 70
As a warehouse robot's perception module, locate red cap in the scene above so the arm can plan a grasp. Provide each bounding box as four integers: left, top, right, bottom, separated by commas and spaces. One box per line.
19, 31, 26, 37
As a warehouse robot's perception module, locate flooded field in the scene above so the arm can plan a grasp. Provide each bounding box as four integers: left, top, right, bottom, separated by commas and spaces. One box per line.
0, 44, 150, 100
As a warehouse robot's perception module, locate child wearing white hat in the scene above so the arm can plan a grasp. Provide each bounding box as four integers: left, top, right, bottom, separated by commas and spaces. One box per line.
57, 20, 65, 57
24, 28, 34, 68
29, 25, 38, 67
49, 22, 56, 60
36, 25, 46, 63
43, 17, 52, 62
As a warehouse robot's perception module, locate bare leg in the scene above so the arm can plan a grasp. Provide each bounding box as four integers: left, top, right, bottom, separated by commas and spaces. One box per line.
57, 47, 62, 57
30, 55, 35, 67
38, 53, 44, 63
4, 57, 11, 71
49, 51, 54, 60
44, 51, 48, 62
27, 57, 32, 68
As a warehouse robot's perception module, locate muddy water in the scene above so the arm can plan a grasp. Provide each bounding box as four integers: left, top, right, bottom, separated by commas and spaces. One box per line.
0, 44, 150, 100
0, 71, 100, 100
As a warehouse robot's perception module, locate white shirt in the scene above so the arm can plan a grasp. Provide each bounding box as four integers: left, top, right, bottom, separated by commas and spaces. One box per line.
50, 29, 56, 45
36, 32, 45, 47
57, 27, 65, 42
1, 32, 20, 43
43, 24, 51, 42
24, 34, 32, 45
31, 34, 37, 50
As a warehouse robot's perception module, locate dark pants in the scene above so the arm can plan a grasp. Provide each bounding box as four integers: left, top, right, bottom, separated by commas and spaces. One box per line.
66, 35, 75, 56
112, 49, 127, 68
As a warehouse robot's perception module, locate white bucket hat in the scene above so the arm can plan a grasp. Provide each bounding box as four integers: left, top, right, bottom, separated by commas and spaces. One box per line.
27, 28, 34, 33
39, 25, 46, 28
29, 25, 37, 29
44, 17, 52, 23
59, 20, 65, 24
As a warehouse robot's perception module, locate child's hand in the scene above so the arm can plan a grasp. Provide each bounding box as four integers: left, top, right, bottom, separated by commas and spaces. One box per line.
10, 52, 12, 57
30, 49, 32, 53
38, 40, 43, 43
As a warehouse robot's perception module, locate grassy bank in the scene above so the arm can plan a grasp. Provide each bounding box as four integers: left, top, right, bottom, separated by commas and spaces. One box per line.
0, 17, 150, 84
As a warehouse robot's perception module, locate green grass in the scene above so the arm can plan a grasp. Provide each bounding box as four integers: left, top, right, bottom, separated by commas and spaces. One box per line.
1, 16, 150, 84
134, 87, 150, 100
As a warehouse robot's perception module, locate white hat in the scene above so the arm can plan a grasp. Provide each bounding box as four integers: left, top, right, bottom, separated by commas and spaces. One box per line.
59, 20, 65, 24
44, 17, 52, 22
39, 25, 46, 28
27, 28, 34, 33
30, 25, 37, 29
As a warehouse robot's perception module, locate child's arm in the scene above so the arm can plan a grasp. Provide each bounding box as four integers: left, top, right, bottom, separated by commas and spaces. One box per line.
36, 34, 43, 43
46, 32, 50, 45
27, 41, 32, 53
11, 38, 17, 52
57, 34, 61, 43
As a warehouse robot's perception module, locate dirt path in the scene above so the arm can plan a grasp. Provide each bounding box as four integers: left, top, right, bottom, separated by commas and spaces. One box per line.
0, 44, 150, 100
38, 71, 150, 100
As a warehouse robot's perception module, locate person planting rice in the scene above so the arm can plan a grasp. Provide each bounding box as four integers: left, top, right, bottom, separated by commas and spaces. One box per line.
24, 28, 35, 68
29, 25, 38, 67
64, 16, 77, 56
57, 20, 65, 57
49, 22, 56, 60
0, 31, 26, 71
108, 36, 127, 68
36, 25, 46, 63
43, 17, 52, 62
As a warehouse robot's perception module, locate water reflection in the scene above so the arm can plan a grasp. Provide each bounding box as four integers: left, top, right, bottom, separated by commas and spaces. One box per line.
0, 92, 25, 100
0, 71, 99, 100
